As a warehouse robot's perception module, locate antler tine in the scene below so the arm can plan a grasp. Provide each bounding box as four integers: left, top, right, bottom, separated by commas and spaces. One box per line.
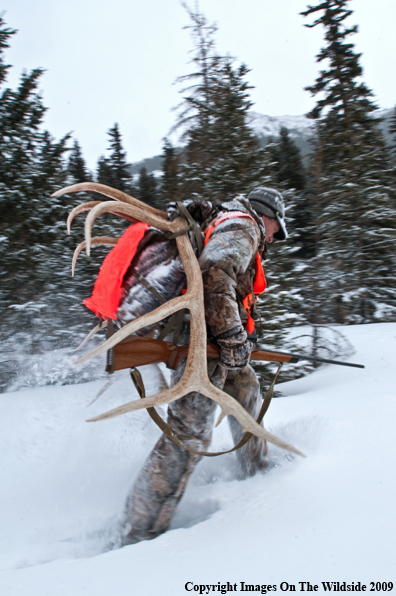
67, 201, 139, 234
52, 182, 162, 215
84, 201, 173, 256
72, 237, 118, 277
67, 201, 102, 234
74, 320, 108, 352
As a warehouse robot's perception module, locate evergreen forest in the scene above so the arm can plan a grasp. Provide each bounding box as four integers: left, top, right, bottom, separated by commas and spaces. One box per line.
1, 0, 395, 392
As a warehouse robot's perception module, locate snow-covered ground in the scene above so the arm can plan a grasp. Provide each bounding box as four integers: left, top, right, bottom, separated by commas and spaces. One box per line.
1, 323, 395, 595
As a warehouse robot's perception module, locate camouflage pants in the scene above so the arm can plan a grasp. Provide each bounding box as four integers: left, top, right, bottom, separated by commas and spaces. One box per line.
122, 359, 268, 545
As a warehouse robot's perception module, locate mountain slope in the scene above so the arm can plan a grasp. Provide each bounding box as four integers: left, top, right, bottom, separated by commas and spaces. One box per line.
249, 108, 394, 157
130, 108, 394, 172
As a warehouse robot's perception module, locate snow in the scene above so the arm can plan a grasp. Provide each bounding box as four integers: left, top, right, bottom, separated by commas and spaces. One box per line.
248, 112, 314, 141
1, 323, 395, 595
247, 108, 394, 145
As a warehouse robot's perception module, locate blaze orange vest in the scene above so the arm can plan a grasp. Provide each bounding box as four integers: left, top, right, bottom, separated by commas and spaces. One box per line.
83, 222, 149, 319
204, 211, 266, 334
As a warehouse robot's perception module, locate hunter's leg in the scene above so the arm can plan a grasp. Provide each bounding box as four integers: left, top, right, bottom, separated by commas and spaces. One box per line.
224, 364, 268, 476
122, 360, 224, 545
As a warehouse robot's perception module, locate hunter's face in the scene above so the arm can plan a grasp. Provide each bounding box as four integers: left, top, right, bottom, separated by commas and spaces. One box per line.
261, 216, 280, 243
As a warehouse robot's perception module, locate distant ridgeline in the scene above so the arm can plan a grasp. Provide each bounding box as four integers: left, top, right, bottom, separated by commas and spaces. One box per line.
129, 109, 395, 174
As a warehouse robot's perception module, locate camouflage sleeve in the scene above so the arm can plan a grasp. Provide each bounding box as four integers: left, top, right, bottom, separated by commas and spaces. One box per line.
199, 217, 260, 340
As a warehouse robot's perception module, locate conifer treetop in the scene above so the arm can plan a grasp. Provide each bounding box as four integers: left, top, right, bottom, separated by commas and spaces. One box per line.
96, 123, 132, 193
301, 0, 377, 122
68, 140, 91, 183
172, 3, 271, 204
0, 16, 16, 87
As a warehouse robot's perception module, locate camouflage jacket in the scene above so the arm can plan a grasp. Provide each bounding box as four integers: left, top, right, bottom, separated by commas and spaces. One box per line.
117, 197, 266, 343
200, 197, 266, 344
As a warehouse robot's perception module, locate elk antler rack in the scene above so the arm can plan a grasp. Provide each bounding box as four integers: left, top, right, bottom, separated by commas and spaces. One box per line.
52, 182, 305, 457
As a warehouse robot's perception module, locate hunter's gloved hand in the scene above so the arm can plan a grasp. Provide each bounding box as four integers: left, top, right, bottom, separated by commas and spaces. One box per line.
217, 330, 253, 369
166, 199, 213, 223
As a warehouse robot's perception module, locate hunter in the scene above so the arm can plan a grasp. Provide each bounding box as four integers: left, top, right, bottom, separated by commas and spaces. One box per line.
118, 187, 288, 545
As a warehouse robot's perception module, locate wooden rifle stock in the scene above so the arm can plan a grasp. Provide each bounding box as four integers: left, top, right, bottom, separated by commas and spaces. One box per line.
108, 336, 364, 373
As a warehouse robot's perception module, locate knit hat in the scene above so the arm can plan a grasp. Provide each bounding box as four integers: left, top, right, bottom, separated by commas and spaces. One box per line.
248, 187, 288, 241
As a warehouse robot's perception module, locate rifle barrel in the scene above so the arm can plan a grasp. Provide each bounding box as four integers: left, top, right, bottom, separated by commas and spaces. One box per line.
257, 348, 365, 369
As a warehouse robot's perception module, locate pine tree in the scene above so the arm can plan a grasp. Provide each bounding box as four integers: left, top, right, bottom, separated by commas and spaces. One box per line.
294, 140, 326, 323
0, 17, 135, 391
137, 166, 159, 207
67, 140, 92, 183
300, 0, 396, 323
271, 127, 306, 192
96, 155, 113, 187
96, 123, 132, 193
270, 126, 315, 259
107, 123, 131, 192
0, 67, 48, 306
160, 138, 180, 204
0, 17, 15, 86
174, 5, 272, 204
0, 20, 89, 388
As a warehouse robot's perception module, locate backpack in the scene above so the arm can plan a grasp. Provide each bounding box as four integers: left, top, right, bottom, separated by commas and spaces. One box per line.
83, 200, 266, 333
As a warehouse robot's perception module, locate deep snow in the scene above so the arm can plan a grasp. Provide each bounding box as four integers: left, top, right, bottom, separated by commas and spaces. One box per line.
0, 323, 395, 595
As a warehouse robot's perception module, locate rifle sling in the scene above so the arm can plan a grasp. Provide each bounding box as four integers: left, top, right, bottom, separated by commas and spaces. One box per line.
134, 270, 166, 305
176, 201, 203, 256
129, 363, 282, 457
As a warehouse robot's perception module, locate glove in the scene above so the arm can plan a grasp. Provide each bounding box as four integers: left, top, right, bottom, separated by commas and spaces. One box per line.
166, 200, 213, 223
217, 331, 253, 369
166, 201, 185, 222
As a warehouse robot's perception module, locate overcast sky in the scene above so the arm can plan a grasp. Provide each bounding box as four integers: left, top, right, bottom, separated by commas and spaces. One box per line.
2, 0, 395, 169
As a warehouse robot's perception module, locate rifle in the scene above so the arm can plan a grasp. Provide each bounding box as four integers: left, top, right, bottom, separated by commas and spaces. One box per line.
106, 335, 365, 373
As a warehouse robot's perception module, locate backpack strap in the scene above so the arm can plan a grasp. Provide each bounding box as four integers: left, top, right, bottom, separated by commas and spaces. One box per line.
204, 211, 255, 246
